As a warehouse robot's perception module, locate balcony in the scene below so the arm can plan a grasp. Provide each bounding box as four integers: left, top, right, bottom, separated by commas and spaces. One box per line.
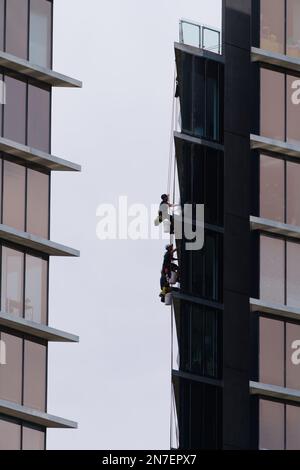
179, 19, 221, 54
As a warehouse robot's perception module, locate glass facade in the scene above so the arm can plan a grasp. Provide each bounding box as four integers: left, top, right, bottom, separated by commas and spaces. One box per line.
0, 156, 50, 237
178, 52, 223, 142
260, 0, 300, 58
0, 416, 45, 450
260, 235, 300, 308
1, 71, 51, 153
260, 155, 300, 226
0, 330, 47, 412
172, 376, 221, 449
0, 0, 52, 67
1, 245, 48, 324
176, 140, 224, 227
260, 400, 300, 450
260, 68, 300, 145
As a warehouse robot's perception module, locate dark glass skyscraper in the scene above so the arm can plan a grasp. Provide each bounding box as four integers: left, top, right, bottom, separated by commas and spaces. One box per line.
172, 0, 300, 450
0, 0, 81, 450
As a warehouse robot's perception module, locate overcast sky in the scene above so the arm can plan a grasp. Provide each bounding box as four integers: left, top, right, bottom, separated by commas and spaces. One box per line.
46, 0, 222, 450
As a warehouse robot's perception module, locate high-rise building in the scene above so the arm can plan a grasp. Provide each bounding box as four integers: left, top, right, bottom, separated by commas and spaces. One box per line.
171, 0, 300, 450
0, 0, 81, 450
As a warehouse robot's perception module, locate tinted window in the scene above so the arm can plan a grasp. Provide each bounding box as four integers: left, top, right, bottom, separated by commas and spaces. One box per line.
29, 0, 52, 68
5, 0, 28, 60
286, 323, 300, 390
27, 169, 49, 238
0, 332, 22, 404
1, 247, 24, 317
287, 74, 300, 145
260, 155, 284, 222
23, 339, 46, 411
260, 0, 285, 54
22, 425, 45, 450
25, 254, 48, 324
260, 400, 284, 450
27, 83, 50, 153
287, 0, 300, 59
260, 69, 285, 141
4, 76, 27, 145
259, 317, 284, 386
287, 161, 300, 226
0, 417, 21, 450
260, 236, 285, 304
3, 160, 26, 231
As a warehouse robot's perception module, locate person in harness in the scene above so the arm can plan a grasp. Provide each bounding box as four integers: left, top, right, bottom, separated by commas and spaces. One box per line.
156, 194, 175, 234
159, 244, 178, 303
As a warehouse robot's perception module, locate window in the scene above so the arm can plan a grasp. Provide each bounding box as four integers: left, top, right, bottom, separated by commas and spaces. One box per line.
23, 339, 46, 411
0, 417, 45, 450
260, 155, 284, 223
0, 332, 22, 404
287, 241, 300, 307
287, 0, 300, 58
178, 52, 223, 142
178, 302, 222, 379
259, 400, 285, 450
0, 0, 4, 51
27, 82, 51, 153
260, 68, 285, 141
259, 155, 300, 226
0, 72, 51, 153
172, 376, 221, 449
260, 235, 285, 304
3, 160, 26, 231
1, 245, 48, 324
1, 247, 24, 317
29, 0, 52, 68
259, 399, 300, 450
0, 417, 21, 450
27, 169, 50, 238
22, 425, 45, 450
0, 330, 47, 412
287, 74, 300, 145
259, 317, 284, 387
0, 155, 50, 238
5, 0, 28, 60
259, 317, 300, 389
260, 69, 300, 146
3, 75, 27, 145
176, 141, 223, 226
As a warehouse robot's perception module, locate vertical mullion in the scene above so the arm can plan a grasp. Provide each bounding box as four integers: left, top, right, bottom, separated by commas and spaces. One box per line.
27, 0, 30, 61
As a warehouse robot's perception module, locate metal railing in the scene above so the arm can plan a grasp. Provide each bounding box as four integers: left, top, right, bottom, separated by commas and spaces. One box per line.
179, 19, 221, 54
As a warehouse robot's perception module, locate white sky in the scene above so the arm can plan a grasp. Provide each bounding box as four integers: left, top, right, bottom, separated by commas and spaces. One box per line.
47, 0, 221, 450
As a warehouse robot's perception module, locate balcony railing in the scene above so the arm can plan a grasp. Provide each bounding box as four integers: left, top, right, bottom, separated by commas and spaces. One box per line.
179, 19, 221, 54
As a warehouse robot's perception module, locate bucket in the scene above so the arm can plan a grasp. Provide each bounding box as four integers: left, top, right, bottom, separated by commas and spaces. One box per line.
165, 293, 172, 306
169, 272, 178, 285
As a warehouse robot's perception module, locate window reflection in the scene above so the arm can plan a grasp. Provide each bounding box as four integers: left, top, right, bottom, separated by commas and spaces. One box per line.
23, 339, 46, 411
259, 317, 284, 386
1, 247, 24, 317
27, 83, 51, 153
25, 254, 48, 324
287, 241, 300, 308
260, 155, 284, 223
0, 333, 22, 405
260, 68, 285, 141
4, 76, 27, 145
287, 0, 300, 58
260, 0, 285, 54
3, 160, 26, 231
27, 169, 49, 239
5, 0, 28, 60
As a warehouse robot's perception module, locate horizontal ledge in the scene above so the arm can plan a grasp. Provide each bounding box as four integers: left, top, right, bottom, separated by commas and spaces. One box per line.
174, 131, 224, 152
0, 312, 79, 343
172, 291, 224, 311
0, 224, 80, 257
0, 50, 82, 88
250, 215, 300, 241
172, 369, 223, 388
250, 381, 300, 405
251, 47, 300, 74
250, 298, 300, 323
251, 134, 300, 159
0, 136, 81, 172
175, 41, 224, 63
0, 399, 77, 428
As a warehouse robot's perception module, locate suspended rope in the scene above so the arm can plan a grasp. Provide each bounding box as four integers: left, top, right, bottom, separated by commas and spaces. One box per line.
167, 67, 177, 196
